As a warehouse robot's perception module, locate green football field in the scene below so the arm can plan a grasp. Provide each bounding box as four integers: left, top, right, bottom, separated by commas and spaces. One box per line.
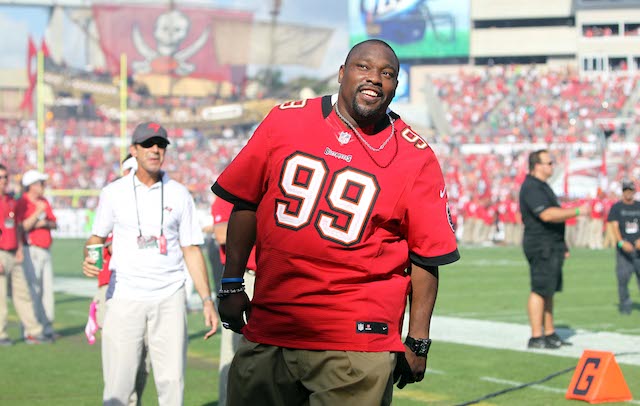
1, 240, 639, 405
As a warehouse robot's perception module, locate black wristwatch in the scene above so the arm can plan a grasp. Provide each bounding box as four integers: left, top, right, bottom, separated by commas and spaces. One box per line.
405, 336, 432, 357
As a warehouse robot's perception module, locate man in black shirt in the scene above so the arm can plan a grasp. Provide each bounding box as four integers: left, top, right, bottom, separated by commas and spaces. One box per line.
606, 179, 640, 315
519, 149, 591, 349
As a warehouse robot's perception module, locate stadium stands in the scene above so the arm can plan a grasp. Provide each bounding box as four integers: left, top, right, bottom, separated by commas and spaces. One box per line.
2, 66, 639, 248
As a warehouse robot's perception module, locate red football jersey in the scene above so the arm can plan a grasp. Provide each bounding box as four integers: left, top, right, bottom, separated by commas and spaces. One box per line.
213, 96, 459, 352
0, 194, 18, 251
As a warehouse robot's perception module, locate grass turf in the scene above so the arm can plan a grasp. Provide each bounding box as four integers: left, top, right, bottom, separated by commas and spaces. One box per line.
0, 241, 638, 405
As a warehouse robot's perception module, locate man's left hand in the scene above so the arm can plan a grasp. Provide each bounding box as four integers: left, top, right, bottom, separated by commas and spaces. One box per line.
218, 291, 251, 334
202, 300, 218, 340
394, 346, 427, 389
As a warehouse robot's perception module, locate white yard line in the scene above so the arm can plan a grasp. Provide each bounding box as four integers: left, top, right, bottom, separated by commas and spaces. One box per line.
480, 376, 567, 394
56, 277, 640, 366
412, 316, 640, 366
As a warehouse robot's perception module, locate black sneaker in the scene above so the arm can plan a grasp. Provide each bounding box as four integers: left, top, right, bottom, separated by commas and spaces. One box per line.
545, 332, 571, 347
527, 336, 547, 349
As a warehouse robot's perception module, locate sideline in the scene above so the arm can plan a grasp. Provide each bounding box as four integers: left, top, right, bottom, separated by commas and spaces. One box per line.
57, 277, 640, 366
411, 315, 640, 366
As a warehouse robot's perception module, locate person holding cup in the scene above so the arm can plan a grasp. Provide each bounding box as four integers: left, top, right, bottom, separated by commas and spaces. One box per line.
82, 122, 217, 405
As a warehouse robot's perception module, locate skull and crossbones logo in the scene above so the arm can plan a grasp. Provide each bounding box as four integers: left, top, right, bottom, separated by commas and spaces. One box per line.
132, 9, 209, 76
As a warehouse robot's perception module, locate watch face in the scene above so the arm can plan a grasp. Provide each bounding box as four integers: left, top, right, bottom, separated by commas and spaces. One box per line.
419, 342, 429, 354
416, 343, 426, 355
414, 339, 431, 356
406, 336, 431, 356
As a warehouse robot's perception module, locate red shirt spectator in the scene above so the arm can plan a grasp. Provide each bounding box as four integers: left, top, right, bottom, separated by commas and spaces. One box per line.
591, 199, 605, 220
0, 194, 18, 250
15, 195, 56, 249
464, 201, 479, 220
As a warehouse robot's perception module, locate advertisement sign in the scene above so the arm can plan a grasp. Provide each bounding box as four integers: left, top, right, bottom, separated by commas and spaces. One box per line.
349, 0, 470, 59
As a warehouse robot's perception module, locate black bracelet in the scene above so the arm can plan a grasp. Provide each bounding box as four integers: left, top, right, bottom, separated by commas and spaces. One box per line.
217, 285, 246, 299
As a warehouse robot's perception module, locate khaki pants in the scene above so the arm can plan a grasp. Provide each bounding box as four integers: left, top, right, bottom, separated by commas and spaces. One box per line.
94, 284, 150, 406
218, 271, 255, 406
228, 339, 395, 406
102, 288, 186, 406
461, 217, 476, 244
23, 245, 54, 335
575, 217, 590, 247
504, 223, 521, 246
565, 224, 577, 248
603, 224, 616, 249
0, 250, 43, 339
588, 219, 604, 249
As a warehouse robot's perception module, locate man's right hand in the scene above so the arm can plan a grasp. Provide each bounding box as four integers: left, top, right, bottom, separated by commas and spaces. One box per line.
621, 240, 635, 254
218, 291, 251, 334
35, 200, 47, 214
578, 204, 592, 217
82, 256, 100, 278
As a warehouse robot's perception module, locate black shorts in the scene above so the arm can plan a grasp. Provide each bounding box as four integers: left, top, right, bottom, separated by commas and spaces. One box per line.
524, 244, 565, 296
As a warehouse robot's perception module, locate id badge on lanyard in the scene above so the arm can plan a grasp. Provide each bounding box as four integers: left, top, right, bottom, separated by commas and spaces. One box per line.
133, 173, 167, 255
159, 235, 167, 255
4, 212, 15, 229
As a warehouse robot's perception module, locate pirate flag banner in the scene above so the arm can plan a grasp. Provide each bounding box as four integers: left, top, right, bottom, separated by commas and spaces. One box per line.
92, 5, 252, 81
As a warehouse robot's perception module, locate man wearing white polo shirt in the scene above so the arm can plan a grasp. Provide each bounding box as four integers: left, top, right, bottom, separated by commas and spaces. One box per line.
82, 122, 217, 406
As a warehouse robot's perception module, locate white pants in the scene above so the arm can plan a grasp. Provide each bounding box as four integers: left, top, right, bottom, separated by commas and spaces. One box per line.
102, 288, 187, 406
22, 245, 54, 335
218, 271, 255, 406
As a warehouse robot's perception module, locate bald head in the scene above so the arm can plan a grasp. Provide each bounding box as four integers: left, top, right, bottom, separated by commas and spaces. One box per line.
344, 39, 399, 71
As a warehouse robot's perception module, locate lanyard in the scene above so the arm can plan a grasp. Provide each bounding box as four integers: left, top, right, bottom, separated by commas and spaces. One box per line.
132, 171, 164, 238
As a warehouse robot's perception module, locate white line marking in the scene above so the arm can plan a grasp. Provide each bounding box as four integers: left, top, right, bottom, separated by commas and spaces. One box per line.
480, 376, 566, 394
57, 277, 640, 366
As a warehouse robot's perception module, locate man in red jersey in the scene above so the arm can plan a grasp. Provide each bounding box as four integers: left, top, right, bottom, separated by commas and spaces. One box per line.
211, 39, 460, 405
16, 169, 57, 339
0, 164, 49, 345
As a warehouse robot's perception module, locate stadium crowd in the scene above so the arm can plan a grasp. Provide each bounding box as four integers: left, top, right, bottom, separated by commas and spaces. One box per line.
2, 66, 640, 248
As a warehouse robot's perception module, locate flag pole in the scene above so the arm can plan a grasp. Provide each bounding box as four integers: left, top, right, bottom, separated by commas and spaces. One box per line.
120, 53, 128, 173
36, 49, 45, 172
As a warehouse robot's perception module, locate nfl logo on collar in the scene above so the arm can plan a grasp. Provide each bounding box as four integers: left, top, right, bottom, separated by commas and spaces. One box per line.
337, 131, 351, 145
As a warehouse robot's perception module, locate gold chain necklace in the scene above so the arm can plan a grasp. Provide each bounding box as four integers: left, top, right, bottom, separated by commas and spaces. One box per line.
335, 102, 395, 152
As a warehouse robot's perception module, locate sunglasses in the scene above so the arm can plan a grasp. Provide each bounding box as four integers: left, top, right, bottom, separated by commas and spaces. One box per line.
138, 139, 169, 149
